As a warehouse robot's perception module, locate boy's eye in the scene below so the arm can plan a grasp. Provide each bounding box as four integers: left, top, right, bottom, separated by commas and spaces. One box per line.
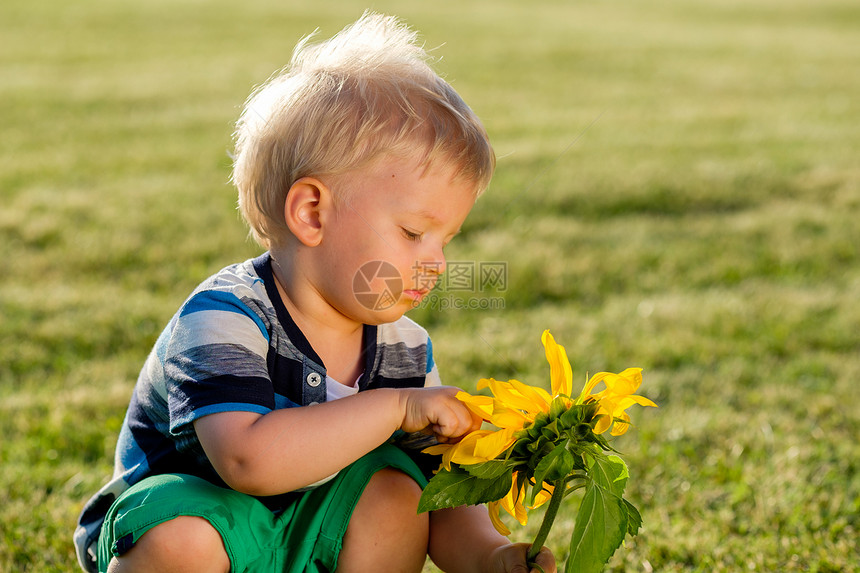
401, 228, 422, 242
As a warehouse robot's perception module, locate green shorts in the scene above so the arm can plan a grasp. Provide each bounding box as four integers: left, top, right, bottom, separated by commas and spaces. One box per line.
97, 444, 428, 573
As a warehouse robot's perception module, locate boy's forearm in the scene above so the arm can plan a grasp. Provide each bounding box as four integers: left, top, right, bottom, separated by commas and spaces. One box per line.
195, 388, 405, 495
428, 505, 510, 573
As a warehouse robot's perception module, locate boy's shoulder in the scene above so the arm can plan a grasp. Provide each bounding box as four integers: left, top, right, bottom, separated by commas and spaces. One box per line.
175, 256, 275, 330
190, 257, 267, 299
181, 255, 273, 304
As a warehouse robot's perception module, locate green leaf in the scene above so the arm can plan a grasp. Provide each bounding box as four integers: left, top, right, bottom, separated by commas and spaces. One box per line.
463, 459, 511, 480
528, 480, 551, 510
590, 454, 629, 497
531, 440, 573, 504
530, 412, 549, 436
572, 422, 594, 441
559, 403, 586, 429
623, 498, 642, 537
559, 404, 581, 429
549, 396, 569, 420
565, 481, 629, 573
590, 431, 620, 453
418, 466, 512, 513
541, 419, 561, 441
527, 435, 550, 453
512, 435, 532, 457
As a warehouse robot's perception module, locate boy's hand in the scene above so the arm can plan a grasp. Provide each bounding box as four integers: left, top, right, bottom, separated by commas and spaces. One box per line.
398, 386, 482, 442
485, 543, 557, 573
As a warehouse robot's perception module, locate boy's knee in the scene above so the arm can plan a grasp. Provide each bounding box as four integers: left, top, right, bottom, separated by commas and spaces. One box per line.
111, 516, 229, 572
340, 469, 428, 572
349, 468, 427, 531
363, 468, 423, 512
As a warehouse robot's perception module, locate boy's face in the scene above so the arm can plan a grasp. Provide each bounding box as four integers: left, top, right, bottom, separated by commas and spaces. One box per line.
314, 154, 477, 325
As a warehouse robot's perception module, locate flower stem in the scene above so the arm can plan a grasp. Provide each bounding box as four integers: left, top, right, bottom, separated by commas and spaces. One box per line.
526, 479, 567, 564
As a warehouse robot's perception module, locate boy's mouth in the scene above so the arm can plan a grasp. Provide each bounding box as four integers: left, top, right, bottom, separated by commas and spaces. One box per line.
402, 288, 429, 302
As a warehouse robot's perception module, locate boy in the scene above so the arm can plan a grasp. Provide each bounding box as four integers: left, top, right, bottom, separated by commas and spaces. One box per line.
75, 13, 556, 573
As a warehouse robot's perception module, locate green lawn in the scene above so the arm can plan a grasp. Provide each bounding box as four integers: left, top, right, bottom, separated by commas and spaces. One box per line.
2, 0, 858, 571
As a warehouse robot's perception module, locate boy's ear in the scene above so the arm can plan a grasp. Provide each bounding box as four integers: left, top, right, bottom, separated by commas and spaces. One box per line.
283, 177, 331, 247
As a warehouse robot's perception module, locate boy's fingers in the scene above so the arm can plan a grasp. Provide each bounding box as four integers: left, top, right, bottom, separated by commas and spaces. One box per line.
531, 547, 557, 573
495, 544, 556, 573
431, 410, 468, 439
402, 386, 478, 438
430, 389, 476, 437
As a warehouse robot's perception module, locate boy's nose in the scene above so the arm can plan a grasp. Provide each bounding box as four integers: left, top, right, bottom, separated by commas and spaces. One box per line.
428, 245, 447, 276
414, 251, 446, 285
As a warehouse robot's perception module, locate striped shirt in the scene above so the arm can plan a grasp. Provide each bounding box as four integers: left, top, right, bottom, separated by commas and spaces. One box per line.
74, 253, 441, 572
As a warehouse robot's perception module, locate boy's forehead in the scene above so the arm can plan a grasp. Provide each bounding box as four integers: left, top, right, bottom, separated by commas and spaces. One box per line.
367, 151, 439, 177
336, 153, 474, 210
361, 152, 470, 190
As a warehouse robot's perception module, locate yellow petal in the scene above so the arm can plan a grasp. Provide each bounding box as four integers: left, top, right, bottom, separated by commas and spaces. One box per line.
579, 371, 611, 402
487, 501, 511, 536
490, 405, 532, 429
592, 407, 612, 434
542, 330, 573, 398
600, 395, 625, 413
422, 427, 518, 469
511, 492, 529, 525
446, 430, 496, 465
498, 474, 518, 514
610, 411, 631, 436
421, 444, 452, 456
507, 379, 552, 412
481, 378, 547, 414
447, 451, 489, 466
616, 394, 658, 410
494, 473, 529, 526
618, 367, 643, 385
528, 484, 554, 509
455, 391, 494, 421
600, 372, 636, 396
473, 428, 517, 460
589, 368, 642, 397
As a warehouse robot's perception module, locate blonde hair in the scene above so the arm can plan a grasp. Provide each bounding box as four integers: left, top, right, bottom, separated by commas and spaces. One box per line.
232, 12, 495, 249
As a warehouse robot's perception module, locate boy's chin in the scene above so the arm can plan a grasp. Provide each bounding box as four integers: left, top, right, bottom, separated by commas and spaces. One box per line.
349, 300, 412, 325
365, 308, 409, 325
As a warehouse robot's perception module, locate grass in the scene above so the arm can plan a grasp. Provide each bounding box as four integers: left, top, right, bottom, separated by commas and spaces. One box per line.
2, 0, 859, 571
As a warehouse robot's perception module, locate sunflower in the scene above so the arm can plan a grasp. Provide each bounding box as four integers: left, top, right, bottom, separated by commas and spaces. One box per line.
425, 330, 573, 467
424, 330, 655, 534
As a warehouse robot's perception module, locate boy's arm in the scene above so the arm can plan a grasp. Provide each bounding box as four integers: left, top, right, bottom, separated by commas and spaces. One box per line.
194, 386, 479, 495
428, 505, 556, 573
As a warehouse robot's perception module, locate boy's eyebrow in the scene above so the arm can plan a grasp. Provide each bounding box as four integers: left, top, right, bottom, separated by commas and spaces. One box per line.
408, 210, 463, 236
410, 209, 442, 223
